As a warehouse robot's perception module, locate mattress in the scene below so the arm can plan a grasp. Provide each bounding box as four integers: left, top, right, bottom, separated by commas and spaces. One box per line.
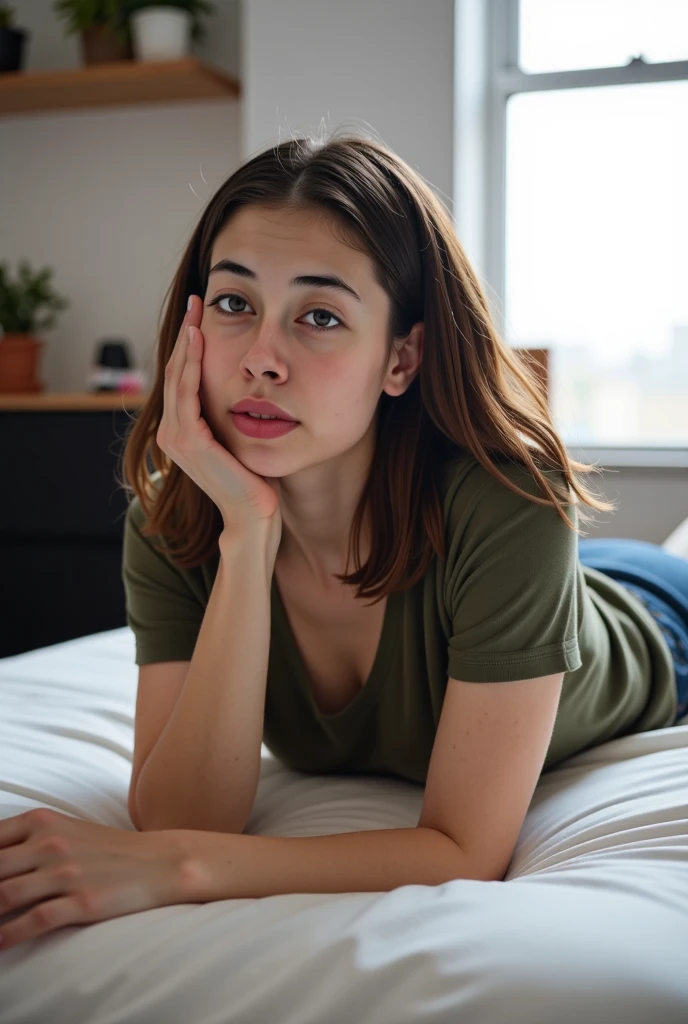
0, 626, 687, 1024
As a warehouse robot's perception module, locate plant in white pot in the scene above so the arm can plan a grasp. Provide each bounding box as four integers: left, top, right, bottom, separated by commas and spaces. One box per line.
124, 0, 216, 61
0, 260, 69, 394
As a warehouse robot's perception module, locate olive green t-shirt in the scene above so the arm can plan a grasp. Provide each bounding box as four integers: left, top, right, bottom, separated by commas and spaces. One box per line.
121, 454, 677, 784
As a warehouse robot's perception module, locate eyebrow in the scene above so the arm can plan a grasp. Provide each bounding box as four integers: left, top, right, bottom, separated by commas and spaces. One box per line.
208, 258, 362, 302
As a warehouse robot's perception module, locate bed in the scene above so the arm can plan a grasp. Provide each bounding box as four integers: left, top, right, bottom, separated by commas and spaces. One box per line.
1, 624, 687, 1023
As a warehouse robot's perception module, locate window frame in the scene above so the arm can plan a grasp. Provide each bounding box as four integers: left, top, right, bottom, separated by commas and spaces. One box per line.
470, 0, 688, 464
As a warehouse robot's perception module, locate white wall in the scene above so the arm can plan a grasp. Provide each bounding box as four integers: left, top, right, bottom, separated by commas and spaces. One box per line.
241, 0, 455, 210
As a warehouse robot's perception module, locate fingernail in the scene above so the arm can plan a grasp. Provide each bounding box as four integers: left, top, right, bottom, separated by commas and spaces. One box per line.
187, 296, 193, 312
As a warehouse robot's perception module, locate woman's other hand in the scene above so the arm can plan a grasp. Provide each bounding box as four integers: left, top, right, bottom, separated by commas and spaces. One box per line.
0, 809, 190, 952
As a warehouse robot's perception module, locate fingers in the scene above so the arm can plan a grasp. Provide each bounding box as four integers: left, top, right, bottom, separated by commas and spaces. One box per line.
0, 810, 32, 852
176, 325, 202, 432
0, 894, 84, 951
163, 294, 203, 433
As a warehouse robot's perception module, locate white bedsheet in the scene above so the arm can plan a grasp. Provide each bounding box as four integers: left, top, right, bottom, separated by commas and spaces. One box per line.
0, 626, 687, 1024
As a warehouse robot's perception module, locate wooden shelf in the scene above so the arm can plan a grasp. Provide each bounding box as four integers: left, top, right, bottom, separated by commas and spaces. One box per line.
0, 57, 240, 117
0, 391, 150, 410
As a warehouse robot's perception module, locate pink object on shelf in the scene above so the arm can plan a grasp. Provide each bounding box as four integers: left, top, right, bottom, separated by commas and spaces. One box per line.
115, 372, 144, 394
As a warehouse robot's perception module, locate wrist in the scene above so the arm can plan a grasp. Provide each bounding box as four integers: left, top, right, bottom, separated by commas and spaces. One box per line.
138, 828, 204, 906
218, 526, 276, 583
219, 522, 272, 555
170, 829, 236, 903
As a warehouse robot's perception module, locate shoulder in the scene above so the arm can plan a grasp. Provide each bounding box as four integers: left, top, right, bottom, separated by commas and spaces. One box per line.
123, 472, 181, 570
437, 451, 577, 573
439, 451, 572, 525
440, 449, 570, 501
124, 470, 165, 535
122, 474, 215, 604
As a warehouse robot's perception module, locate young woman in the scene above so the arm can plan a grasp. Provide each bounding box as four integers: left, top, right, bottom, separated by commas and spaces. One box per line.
117, 131, 688, 848
1, 132, 687, 954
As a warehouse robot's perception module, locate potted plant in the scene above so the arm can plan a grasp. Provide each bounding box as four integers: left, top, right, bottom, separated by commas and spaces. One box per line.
0, 3, 27, 73
52, 0, 134, 65
125, 0, 216, 60
0, 260, 69, 393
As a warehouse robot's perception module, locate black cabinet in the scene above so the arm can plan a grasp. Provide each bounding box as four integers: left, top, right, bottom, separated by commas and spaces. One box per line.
0, 398, 141, 658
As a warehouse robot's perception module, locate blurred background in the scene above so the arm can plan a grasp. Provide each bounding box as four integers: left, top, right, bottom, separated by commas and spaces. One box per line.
1, 0, 687, 655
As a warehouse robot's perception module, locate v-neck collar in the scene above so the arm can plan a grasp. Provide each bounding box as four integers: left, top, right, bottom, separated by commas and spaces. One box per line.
271, 576, 404, 724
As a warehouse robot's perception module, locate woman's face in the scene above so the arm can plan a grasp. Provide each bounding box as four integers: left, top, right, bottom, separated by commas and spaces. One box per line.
198, 204, 417, 479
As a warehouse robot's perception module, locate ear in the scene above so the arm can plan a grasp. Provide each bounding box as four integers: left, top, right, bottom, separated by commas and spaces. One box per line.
382, 321, 424, 398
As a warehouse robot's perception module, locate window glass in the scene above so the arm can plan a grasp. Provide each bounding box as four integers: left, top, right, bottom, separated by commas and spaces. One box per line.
504, 80, 688, 446
519, 0, 688, 74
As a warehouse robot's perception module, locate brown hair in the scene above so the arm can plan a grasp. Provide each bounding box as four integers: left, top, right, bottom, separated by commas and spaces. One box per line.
118, 128, 616, 603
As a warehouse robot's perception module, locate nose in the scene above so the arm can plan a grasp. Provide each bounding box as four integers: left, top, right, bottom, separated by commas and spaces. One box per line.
239, 322, 288, 380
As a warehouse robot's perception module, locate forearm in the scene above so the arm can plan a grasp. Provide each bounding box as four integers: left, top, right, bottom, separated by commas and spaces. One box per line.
135, 528, 274, 834
172, 826, 485, 902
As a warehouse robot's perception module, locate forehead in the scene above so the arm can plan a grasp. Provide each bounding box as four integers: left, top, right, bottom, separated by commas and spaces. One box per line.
210, 205, 373, 278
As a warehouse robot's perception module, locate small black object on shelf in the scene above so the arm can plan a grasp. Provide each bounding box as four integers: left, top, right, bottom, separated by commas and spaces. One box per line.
0, 25, 27, 74
95, 340, 132, 369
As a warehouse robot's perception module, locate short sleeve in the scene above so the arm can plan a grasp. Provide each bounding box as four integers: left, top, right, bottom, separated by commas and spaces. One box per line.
121, 497, 205, 666
445, 463, 583, 682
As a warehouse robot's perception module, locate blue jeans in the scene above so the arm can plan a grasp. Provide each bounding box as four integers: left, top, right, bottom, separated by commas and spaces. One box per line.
577, 538, 688, 725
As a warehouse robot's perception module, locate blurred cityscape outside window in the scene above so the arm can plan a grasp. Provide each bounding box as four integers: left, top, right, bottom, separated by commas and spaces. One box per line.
502, 0, 688, 447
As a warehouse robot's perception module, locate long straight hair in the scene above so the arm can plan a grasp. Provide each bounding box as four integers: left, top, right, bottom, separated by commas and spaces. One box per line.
119, 130, 616, 603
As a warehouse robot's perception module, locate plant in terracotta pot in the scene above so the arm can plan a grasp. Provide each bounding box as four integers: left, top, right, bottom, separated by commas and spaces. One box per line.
52, 0, 134, 64
0, 260, 69, 394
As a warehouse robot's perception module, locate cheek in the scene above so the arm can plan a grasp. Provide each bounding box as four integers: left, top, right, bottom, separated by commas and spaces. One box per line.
197, 356, 228, 424
199, 342, 229, 389
314, 354, 368, 392
315, 360, 379, 424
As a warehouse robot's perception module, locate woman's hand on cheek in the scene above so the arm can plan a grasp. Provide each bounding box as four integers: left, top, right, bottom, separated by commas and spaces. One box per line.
157, 295, 285, 540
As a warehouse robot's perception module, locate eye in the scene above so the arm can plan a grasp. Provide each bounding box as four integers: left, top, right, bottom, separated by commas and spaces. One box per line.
206, 293, 343, 334
210, 293, 252, 316
301, 308, 343, 333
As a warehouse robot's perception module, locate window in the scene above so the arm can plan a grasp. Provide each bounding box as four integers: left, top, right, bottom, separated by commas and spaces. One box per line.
491, 0, 688, 450
519, 0, 688, 74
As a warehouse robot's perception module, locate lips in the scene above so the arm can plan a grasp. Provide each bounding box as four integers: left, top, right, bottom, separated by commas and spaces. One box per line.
236, 412, 292, 423
230, 399, 298, 421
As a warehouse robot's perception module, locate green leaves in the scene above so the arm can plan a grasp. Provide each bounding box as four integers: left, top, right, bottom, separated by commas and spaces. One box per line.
52, 1, 128, 35
0, 260, 69, 335
51, 0, 218, 48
